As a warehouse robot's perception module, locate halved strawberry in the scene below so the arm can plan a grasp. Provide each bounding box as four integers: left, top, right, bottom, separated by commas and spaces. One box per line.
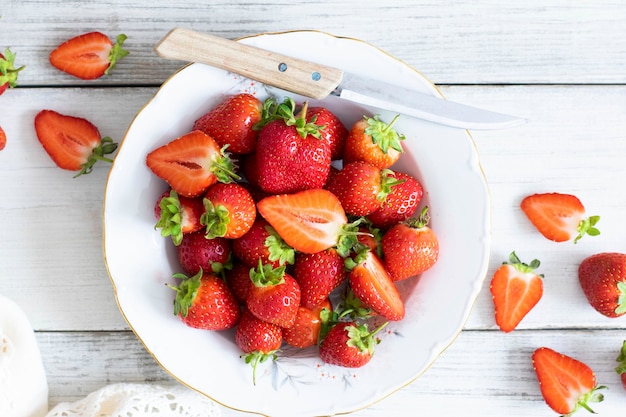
532, 347, 606, 416
489, 251, 543, 332
154, 189, 204, 246
201, 182, 256, 239
349, 250, 405, 321
520, 192, 600, 243
146, 130, 239, 198
257, 188, 355, 254
49, 32, 128, 80
34, 109, 118, 177
616, 340, 626, 390
0, 48, 25, 95
193, 93, 262, 154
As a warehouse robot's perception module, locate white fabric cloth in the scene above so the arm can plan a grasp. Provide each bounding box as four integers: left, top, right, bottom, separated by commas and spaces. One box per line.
0, 293, 49, 417
45, 383, 221, 417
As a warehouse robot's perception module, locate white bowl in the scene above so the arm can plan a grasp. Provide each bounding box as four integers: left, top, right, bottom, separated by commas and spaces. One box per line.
103, 30, 490, 417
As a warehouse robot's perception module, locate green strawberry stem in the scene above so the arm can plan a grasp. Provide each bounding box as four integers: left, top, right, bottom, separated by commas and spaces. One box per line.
364, 114, 405, 154
405, 206, 431, 229
243, 349, 278, 386
166, 269, 203, 318
74, 136, 118, 178
346, 321, 389, 356
574, 215, 601, 244
0, 48, 25, 88
254, 97, 322, 139
616, 281, 626, 315
377, 169, 405, 202
264, 225, 295, 265
105, 34, 129, 75
155, 189, 185, 246
250, 260, 286, 287
616, 340, 626, 376
504, 250, 543, 276
201, 198, 230, 239
210, 145, 241, 183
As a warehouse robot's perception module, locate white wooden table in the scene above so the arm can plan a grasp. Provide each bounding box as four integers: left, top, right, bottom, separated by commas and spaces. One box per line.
2, 1, 626, 416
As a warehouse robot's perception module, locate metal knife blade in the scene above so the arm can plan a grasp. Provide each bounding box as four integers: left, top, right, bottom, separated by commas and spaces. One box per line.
154, 28, 525, 130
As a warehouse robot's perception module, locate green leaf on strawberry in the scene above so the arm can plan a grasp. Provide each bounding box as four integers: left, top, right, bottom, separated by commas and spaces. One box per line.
201, 197, 230, 238
364, 114, 405, 154
0, 48, 25, 93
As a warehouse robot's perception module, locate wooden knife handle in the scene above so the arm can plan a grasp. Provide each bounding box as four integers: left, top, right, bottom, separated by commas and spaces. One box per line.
154, 28, 344, 99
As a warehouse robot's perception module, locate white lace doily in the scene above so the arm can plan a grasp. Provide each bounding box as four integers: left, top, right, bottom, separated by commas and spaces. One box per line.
45, 383, 222, 417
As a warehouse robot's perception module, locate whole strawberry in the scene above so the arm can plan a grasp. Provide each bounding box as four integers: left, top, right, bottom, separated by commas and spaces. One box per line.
255, 98, 331, 194
308, 106, 348, 160
616, 340, 626, 390
343, 114, 405, 169
578, 252, 626, 317
193, 93, 262, 154
167, 270, 240, 331
201, 182, 256, 239
283, 299, 332, 349
0, 48, 25, 95
367, 170, 423, 229
381, 206, 439, 281
326, 161, 401, 216
246, 262, 301, 328
176, 231, 231, 276
49, 32, 128, 80
231, 217, 294, 268
154, 189, 205, 246
319, 321, 388, 368
235, 308, 282, 385
294, 248, 347, 309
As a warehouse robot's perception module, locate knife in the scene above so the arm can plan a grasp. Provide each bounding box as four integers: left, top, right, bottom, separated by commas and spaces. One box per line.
154, 28, 525, 130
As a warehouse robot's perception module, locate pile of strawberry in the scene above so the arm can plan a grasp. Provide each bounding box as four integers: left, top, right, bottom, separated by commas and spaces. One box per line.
145, 92, 439, 380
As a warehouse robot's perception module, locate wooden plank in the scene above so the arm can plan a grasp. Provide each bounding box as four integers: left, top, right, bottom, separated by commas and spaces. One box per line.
38, 329, 626, 415
2, 1, 626, 85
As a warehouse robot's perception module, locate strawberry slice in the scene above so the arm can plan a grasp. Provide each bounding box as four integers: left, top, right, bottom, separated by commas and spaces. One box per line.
532, 347, 606, 415
489, 251, 543, 332
256, 188, 352, 254
349, 250, 405, 321
520, 192, 600, 243
34, 109, 118, 177
49, 32, 128, 80
146, 130, 239, 198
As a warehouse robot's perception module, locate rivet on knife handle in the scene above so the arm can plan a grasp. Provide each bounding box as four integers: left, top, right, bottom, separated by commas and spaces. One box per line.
154, 27, 344, 99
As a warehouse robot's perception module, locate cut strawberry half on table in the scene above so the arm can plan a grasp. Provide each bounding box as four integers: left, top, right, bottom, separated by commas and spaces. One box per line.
146, 130, 239, 198
489, 251, 543, 333
34, 109, 118, 177
49, 32, 129, 80
520, 192, 600, 243
256, 188, 353, 254
532, 347, 606, 416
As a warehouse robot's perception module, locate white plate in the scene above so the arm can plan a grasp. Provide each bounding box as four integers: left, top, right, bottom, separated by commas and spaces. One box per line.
103, 30, 491, 417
